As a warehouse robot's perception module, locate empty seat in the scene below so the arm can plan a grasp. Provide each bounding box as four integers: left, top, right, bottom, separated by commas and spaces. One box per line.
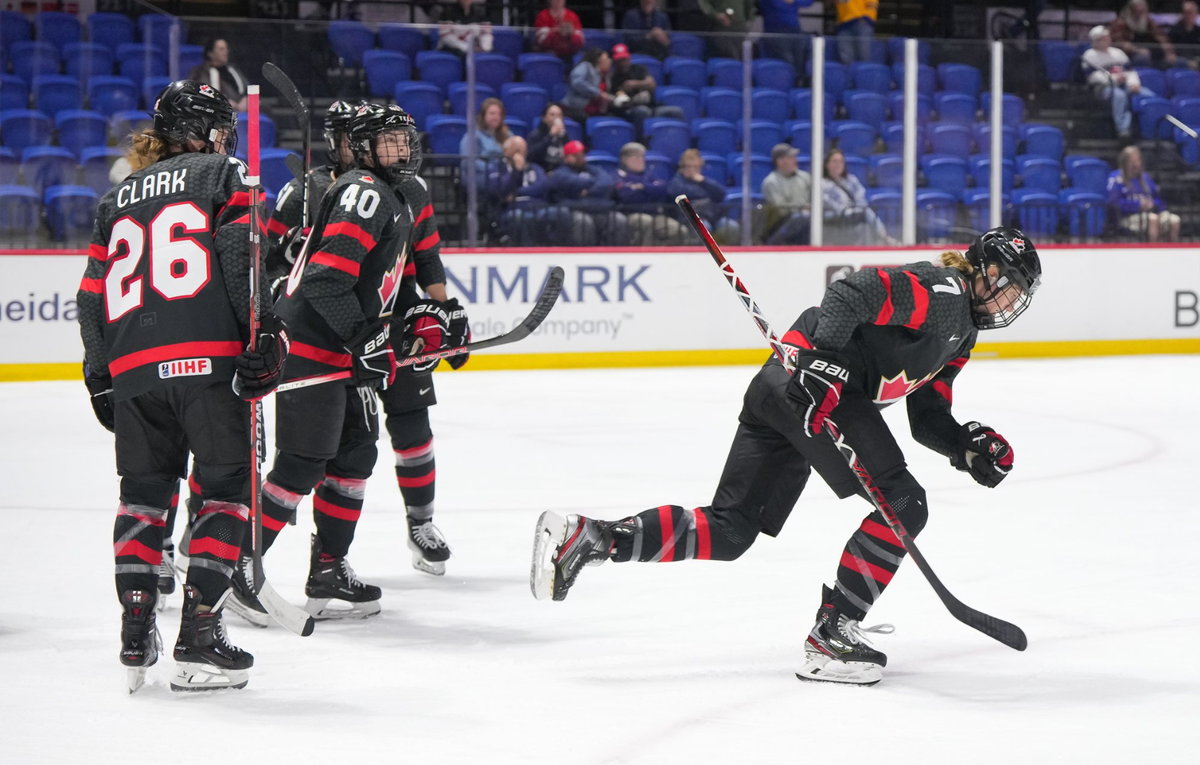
1017, 155, 1061, 192
518, 53, 564, 92
980, 93, 1025, 130
709, 58, 742, 89
116, 43, 166, 82
448, 82, 496, 117
850, 62, 890, 93
846, 90, 887, 132
64, 42, 113, 80
881, 121, 906, 154
0, 109, 52, 151
1173, 96, 1200, 126
86, 13, 135, 55
915, 188, 957, 240
1011, 188, 1059, 238
0, 184, 40, 233
55, 109, 108, 157
22, 145, 76, 195
1136, 67, 1167, 98
0, 10, 32, 49
699, 152, 728, 184
703, 88, 743, 122
887, 37, 931, 65
869, 153, 902, 188
845, 155, 868, 186
658, 86, 700, 122
35, 11, 81, 53
142, 75, 171, 109
832, 120, 875, 158
1060, 189, 1107, 238
32, 74, 81, 117
177, 44, 204, 76
583, 29, 617, 53
727, 153, 772, 190
666, 57, 706, 90
394, 81, 445, 127
643, 150, 672, 182
1039, 41, 1076, 84
791, 88, 836, 122
695, 120, 736, 154
139, 15, 185, 51
88, 76, 139, 117
81, 145, 122, 194
865, 188, 901, 235
363, 50, 411, 98
587, 117, 636, 156
647, 119, 690, 162
10, 42, 60, 85
1169, 68, 1200, 98
670, 33, 705, 60
751, 88, 789, 124
937, 63, 981, 95
1065, 156, 1110, 193
754, 59, 795, 92
415, 50, 463, 95
235, 112, 276, 154
892, 62, 936, 95
929, 123, 972, 158
473, 53, 515, 92
0, 75, 28, 111
490, 27, 523, 61
1021, 123, 1064, 159
808, 60, 847, 102
963, 187, 1011, 231
425, 115, 467, 164
378, 23, 426, 57
969, 155, 1016, 193
630, 54, 664, 85
499, 83, 547, 126
259, 148, 299, 196
973, 123, 1017, 159
1134, 96, 1171, 139
741, 120, 784, 155
921, 155, 968, 195
328, 20, 374, 66
45, 184, 99, 240
0, 147, 15, 185
934, 92, 977, 125
109, 109, 152, 140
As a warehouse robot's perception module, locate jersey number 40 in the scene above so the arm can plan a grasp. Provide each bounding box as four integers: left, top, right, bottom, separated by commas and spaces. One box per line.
104, 202, 212, 322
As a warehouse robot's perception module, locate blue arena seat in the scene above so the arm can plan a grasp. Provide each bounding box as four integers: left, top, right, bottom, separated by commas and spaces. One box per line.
1136, 68, 1167, 98
881, 122, 906, 154
109, 109, 152, 141
892, 63, 936, 95
786, 120, 812, 151
0, 75, 28, 111
1064, 156, 1110, 193
708, 58, 742, 89
448, 82, 496, 117
791, 88, 836, 122
658, 86, 700, 122
491, 28, 524, 61
921, 155, 968, 195
139, 15, 186, 51
727, 153, 772, 190
328, 20, 374, 66
35, 12, 81, 53
937, 63, 981, 95
807, 61, 847, 102
666, 57, 706, 90
915, 188, 957, 239
116, 43, 166, 82
587, 117, 636, 156
1169, 68, 1200, 98
670, 33, 705, 60
45, 184, 99, 240
177, 44, 203, 76
394, 81, 445, 127
1017, 155, 1062, 193
869, 153, 902, 188
10, 42, 60, 85
845, 90, 887, 132
934, 92, 977, 126
517, 53, 564, 92
845, 155, 868, 186
22, 145, 77, 195
88, 76, 139, 117
969, 155, 1015, 193
1011, 188, 1059, 238
583, 29, 617, 53
929, 123, 972, 158
850, 62, 890, 93
962, 187, 1011, 231
142, 76, 171, 109
81, 146, 122, 194
832, 120, 875, 158
561, 117, 583, 143
0, 184, 39, 232
86, 13, 135, 55
630, 54, 663, 85
415, 50, 463, 95
1134, 96, 1171, 139
0, 11, 32, 49
888, 37, 931, 65
1021, 124, 1064, 159
1039, 41, 1076, 84
865, 188, 901, 236
1060, 189, 1106, 238
55, 109, 108, 157
32, 74, 80, 118
699, 152, 728, 184
751, 88, 789, 124
647, 119, 690, 163
505, 116, 528, 136
499, 83, 547, 126
473, 53, 515, 92
740, 119, 784, 155
0, 147, 18, 185
754, 59, 795, 92
980, 93, 1025, 130
643, 150, 672, 182
378, 24, 427, 58
1173, 96, 1200, 126
703, 88, 743, 122
64, 42, 112, 80
0, 109, 52, 151
259, 148, 299, 196
235, 112, 276, 154
695, 119, 736, 154
425, 115, 468, 164
585, 151, 618, 174
363, 50, 411, 98
974, 123, 1017, 159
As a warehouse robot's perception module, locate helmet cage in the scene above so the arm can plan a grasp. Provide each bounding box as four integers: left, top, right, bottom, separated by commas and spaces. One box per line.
324, 100, 359, 173
966, 227, 1042, 330
348, 104, 423, 185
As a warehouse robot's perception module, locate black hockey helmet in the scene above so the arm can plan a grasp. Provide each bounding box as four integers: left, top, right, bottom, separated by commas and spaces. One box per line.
324, 99, 361, 172
965, 226, 1042, 329
348, 102, 423, 185
152, 80, 237, 155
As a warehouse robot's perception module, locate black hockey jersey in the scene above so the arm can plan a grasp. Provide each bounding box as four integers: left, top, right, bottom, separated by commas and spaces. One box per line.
276, 169, 415, 381
775, 261, 978, 458
266, 164, 335, 245
77, 152, 253, 401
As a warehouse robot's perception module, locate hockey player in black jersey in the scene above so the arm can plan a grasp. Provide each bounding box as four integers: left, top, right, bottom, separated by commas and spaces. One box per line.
77, 80, 288, 692
531, 227, 1042, 686
232, 102, 431, 622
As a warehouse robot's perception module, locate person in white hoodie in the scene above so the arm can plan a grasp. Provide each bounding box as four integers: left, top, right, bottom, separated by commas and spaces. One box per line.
1082, 25, 1147, 139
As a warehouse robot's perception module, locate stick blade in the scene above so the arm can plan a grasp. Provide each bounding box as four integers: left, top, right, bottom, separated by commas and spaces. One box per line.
523, 266, 564, 330
284, 152, 304, 184
261, 62, 309, 119
957, 606, 1028, 651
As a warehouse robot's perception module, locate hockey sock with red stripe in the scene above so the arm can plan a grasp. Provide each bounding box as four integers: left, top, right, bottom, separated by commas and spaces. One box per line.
394, 437, 435, 520
186, 500, 249, 608
114, 502, 167, 598
833, 512, 911, 620
610, 505, 732, 563
162, 483, 180, 554
312, 475, 366, 559
259, 477, 305, 552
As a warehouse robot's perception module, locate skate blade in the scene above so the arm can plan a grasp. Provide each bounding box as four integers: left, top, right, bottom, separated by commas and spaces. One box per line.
530, 511, 567, 601
169, 662, 249, 692
225, 596, 271, 629
795, 652, 882, 686
126, 666, 149, 694
407, 539, 446, 576
304, 597, 382, 621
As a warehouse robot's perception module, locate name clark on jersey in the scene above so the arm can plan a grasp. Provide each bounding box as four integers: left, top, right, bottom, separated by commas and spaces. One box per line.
116, 169, 188, 209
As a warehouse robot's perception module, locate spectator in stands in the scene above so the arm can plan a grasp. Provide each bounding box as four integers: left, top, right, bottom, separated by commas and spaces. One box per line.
614, 142, 684, 244
529, 103, 569, 172
696, 0, 753, 59
608, 43, 686, 134
760, 0, 808, 74
1108, 145, 1181, 242
668, 148, 741, 244
1169, 1, 1200, 64
549, 139, 626, 244
1110, 0, 1177, 68
622, 0, 673, 60
460, 97, 510, 179
534, 0, 585, 62
821, 148, 894, 246
562, 48, 614, 124
762, 143, 811, 245
487, 135, 567, 245
1083, 26, 1147, 140
835, 0, 878, 65
437, 0, 494, 57
189, 39, 248, 111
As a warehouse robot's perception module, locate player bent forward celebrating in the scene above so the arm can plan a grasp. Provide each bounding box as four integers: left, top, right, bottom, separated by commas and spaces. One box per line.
532, 227, 1042, 686
78, 81, 289, 692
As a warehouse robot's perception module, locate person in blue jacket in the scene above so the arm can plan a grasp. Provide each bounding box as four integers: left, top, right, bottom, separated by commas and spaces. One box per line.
667, 148, 742, 244
548, 140, 626, 245
759, 0, 810, 74
1107, 145, 1180, 242
614, 142, 684, 244
486, 135, 568, 245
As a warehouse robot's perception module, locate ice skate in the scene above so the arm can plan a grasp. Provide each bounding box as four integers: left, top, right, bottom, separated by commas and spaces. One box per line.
170, 585, 253, 692
796, 585, 893, 687
406, 516, 450, 576
155, 545, 176, 612
530, 511, 614, 602
304, 534, 382, 620
225, 554, 270, 628
120, 589, 161, 694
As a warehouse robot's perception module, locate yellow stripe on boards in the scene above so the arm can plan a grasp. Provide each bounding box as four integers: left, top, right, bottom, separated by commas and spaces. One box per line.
0, 363, 80, 382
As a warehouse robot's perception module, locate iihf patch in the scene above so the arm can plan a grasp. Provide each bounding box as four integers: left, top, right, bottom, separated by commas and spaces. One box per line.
159, 358, 213, 379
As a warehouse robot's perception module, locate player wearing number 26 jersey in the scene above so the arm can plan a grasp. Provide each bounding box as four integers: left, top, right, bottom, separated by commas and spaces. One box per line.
76, 80, 289, 693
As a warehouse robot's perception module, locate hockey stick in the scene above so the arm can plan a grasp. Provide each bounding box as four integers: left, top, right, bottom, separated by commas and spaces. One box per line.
675, 195, 1027, 652
271, 266, 567, 394
262, 63, 313, 229
246, 85, 316, 638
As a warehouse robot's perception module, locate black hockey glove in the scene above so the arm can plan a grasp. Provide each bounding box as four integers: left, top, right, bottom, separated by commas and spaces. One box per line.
345, 321, 396, 388
233, 313, 290, 400
951, 421, 1014, 488
399, 299, 452, 374
83, 360, 114, 433
784, 350, 850, 437
442, 297, 471, 370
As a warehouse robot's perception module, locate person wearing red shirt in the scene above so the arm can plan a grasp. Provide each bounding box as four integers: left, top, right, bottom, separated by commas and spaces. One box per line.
535, 0, 585, 60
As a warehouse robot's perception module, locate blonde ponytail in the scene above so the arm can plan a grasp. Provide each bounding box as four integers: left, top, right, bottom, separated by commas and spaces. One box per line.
126, 129, 173, 172
939, 250, 974, 275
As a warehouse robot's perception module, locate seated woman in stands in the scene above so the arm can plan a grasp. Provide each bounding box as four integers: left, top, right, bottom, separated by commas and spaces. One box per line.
821, 149, 895, 247
1106, 145, 1181, 242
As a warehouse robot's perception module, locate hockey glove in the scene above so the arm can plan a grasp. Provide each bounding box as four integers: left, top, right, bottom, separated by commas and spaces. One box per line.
345, 321, 396, 389
784, 350, 851, 437
399, 299, 452, 373
442, 297, 471, 370
952, 421, 1014, 488
83, 360, 115, 433
233, 313, 290, 400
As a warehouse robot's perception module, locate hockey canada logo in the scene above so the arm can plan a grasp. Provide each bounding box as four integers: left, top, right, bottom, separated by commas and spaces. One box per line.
1011, 237, 1025, 252
159, 358, 213, 379
377, 244, 406, 317
875, 369, 937, 403
198, 84, 215, 97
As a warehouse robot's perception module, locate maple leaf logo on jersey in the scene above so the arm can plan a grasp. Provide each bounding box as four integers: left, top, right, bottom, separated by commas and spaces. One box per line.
360, 175, 374, 184
377, 244, 406, 317
875, 369, 938, 404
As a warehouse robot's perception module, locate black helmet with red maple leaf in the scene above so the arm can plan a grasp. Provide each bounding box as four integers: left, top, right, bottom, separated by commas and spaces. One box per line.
965, 226, 1042, 329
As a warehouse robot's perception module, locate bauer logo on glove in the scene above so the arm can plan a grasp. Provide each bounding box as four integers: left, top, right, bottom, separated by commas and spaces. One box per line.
400, 299, 451, 373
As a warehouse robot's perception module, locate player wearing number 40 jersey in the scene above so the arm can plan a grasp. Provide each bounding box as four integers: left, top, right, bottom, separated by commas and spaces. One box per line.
532, 226, 1042, 686
77, 80, 289, 692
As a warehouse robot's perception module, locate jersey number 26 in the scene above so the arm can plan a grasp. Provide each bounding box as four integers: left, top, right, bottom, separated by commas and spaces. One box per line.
104, 202, 211, 322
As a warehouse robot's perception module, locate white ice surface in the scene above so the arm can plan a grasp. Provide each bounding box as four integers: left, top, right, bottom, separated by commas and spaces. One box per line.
1, 358, 1198, 764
